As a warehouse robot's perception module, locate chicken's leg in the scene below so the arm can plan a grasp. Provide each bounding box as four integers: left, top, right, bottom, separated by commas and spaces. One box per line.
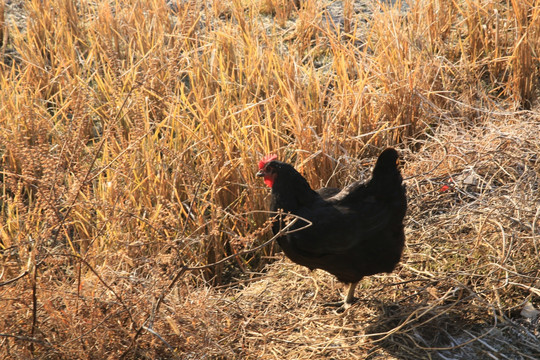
324, 281, 358, 310
344, 281, 358, 305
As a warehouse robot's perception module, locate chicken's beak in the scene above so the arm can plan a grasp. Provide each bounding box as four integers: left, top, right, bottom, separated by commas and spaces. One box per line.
256, 170, 264, 177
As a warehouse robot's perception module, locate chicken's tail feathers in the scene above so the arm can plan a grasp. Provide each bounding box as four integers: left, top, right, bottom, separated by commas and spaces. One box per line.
371, 148, 404, 195
373, 148, 400, 176
373, 148, 399, 174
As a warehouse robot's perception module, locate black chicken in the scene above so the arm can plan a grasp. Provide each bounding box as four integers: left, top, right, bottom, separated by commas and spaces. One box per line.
257, 148, 407, 307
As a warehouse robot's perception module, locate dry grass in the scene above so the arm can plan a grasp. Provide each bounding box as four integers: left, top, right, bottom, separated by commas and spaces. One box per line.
0, 0, 539, 358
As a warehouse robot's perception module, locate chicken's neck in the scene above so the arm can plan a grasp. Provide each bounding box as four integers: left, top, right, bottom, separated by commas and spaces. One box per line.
270, 172, 320, 212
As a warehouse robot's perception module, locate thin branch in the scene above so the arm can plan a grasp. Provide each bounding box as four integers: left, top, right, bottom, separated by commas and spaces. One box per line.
0, 270, 29, 287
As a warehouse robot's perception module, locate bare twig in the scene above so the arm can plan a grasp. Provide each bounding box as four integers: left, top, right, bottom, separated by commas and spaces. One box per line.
0, 270, 29, 287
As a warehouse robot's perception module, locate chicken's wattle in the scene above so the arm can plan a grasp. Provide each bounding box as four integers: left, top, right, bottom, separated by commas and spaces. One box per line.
263, 176, 274, 188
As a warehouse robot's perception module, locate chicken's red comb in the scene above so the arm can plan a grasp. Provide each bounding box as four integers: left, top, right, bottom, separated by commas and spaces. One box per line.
259, 154, 278, 169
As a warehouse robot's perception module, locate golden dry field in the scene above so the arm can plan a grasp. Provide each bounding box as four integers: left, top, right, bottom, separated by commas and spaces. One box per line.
1, 0, 539, 358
